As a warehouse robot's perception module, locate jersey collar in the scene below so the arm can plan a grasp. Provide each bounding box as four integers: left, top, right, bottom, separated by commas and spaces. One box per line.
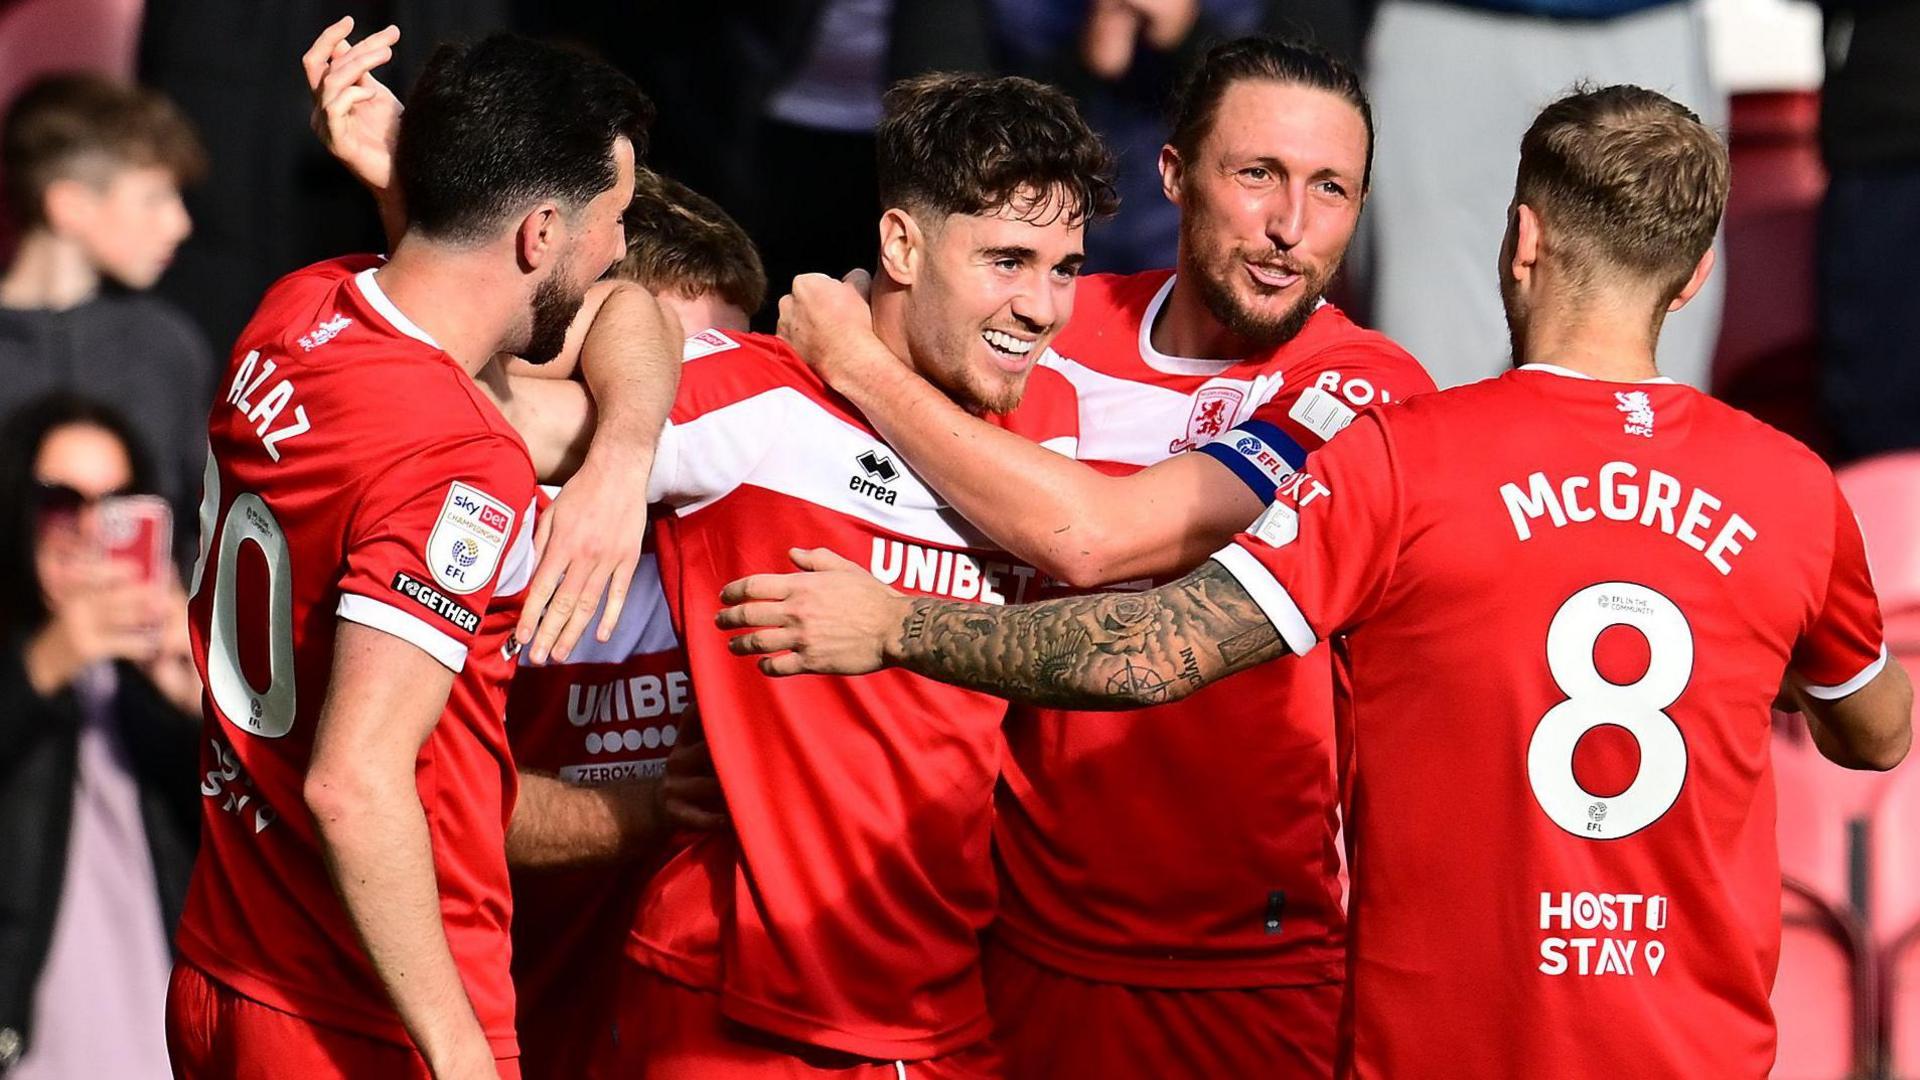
1138, 274, 1328, 377
1517, 362, 1677, 385
354, 267, 444, 349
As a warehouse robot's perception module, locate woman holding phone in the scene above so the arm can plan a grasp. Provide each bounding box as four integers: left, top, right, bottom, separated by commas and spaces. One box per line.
0, 394, 200, 1079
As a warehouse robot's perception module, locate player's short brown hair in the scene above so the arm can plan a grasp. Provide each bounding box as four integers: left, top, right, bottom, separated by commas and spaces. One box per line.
2, 73, 207, 229
613, 171, 766, 315
876, 72, 1117, 228
1515, 84, 1729, 299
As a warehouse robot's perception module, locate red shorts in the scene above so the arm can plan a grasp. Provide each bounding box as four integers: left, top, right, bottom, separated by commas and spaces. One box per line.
983, 940, 1340, 1080
598, 963, 1001, 1078
165, 961, 521, 1080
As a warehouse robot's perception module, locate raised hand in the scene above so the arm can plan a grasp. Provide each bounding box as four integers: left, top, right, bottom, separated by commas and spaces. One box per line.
301, 16, 406, 240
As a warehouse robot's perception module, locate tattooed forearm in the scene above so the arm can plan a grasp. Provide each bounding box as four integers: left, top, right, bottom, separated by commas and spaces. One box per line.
888, 560, 1293, 709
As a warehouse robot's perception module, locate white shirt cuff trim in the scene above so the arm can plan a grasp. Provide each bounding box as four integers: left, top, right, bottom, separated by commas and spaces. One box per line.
338, 592, 469, 673
1209, 544, 1317, 656
1802, 643, 1890, 701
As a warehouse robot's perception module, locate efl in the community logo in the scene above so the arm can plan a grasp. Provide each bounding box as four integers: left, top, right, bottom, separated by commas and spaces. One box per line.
1169, 386, 1245, 453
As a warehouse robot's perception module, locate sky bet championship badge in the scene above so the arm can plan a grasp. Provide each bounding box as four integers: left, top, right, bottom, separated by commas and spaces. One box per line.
427, 482, 513, 595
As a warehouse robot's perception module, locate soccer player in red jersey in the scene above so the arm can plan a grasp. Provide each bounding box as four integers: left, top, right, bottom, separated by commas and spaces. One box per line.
505, 73, 1115, 1078
774, 37, 1432, 1076
500, 178, 761, 1080
165, 30, 681, 1080
723, 86, 1914, 1079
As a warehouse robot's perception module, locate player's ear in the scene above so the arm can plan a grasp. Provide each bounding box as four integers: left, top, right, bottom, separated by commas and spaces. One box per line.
41, 177, 98, 235
877, 208, 923, 287
1157, 144, 1184, 208
1667, 247, 1715, 312
1508, 202, 1541, 290
515, 203, 563, 272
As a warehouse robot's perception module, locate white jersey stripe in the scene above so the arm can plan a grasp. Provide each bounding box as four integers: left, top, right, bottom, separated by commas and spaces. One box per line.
1802, 643, 1890, 700
337, 592, 468, 672
656, 386, 1076, 548
1209, 544, 1317, 657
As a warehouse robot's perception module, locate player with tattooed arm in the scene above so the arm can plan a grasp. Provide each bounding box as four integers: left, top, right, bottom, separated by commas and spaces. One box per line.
724, 86, 1912, 1080
774, 39, 1432, 1076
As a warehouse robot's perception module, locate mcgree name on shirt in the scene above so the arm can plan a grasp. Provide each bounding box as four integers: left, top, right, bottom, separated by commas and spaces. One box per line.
1499, 461, 1757, 575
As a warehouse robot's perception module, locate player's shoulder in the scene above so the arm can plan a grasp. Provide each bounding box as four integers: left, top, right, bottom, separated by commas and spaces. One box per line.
1048, 269, 1172, 371
675, 328, 817, 395
1077, 269, 1170, 316
258, 254, 386, 313
1287, 304, 1435, 393
995, 355, 1079, 445
673, 328, 827, 415
1685, 387, 1835, 489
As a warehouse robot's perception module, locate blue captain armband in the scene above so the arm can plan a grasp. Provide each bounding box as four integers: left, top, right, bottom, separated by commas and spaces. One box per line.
1194, 420, 1309, 504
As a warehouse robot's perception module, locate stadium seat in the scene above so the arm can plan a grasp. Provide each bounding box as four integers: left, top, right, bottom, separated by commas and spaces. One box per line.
1711, 91, 1827, 452
1773, 724, 1875, 1078
1838, 452, 1920, 627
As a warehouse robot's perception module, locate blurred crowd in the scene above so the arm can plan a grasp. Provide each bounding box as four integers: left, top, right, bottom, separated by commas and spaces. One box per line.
0, 0, 1914, 1075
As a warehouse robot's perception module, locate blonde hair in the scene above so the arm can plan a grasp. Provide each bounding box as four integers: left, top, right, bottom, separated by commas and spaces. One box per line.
1515, 84, 1729, 300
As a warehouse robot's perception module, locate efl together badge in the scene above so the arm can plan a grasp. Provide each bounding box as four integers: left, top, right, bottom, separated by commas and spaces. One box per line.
427, 482, 513, 595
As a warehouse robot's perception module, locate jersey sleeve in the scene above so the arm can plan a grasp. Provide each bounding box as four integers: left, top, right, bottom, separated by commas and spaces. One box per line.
1196, 340, 1435, 503
336, 432, 536, 672
646, 335, 792, 506
1208, 410, 1406, 656
997, 361, 1080, 458
1793, 482, 1889, 698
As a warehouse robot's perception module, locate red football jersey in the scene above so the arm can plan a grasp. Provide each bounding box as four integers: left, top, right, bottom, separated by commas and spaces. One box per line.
1212, 365, 1888, 1078
628, 329, 1078, 1060
997, 270, 1434, 986
507, 490, 689, 1076
176, 257, 539, 1053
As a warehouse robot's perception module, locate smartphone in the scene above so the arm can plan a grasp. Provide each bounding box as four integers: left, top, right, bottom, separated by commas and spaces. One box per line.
97, 495, 173, 587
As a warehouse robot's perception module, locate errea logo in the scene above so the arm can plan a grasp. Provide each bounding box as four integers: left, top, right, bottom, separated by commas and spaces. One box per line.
850, 449, 899, 505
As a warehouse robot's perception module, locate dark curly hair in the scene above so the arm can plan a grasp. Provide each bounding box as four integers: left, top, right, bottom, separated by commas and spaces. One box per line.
1168, 36, 1374, 191
396, 33, 654, 244
876, 72, 1118, 228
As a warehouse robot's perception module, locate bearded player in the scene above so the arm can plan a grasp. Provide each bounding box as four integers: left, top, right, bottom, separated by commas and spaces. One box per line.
498, 176, 762, 1078
167, 32, 679, 1080
776, 36, 1432, 1076
726, 85, 1912, 1079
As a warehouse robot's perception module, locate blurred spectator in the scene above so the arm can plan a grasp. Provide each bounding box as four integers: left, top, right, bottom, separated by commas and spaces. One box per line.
0, 394, 200, 1079
617, 171, 767, 334
991, 0, 1365, 273
0, 0, 145, 258
0, 74, 214, 546
1365, 0, 1727, 388
1817, 0, 1920, 462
